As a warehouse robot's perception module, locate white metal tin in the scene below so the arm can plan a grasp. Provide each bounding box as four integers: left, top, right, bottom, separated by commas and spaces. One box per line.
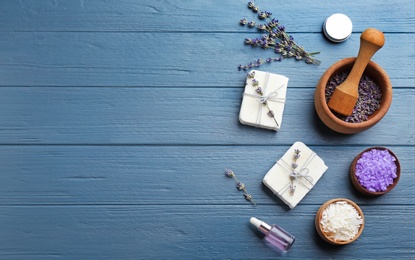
323, 13, 353, 42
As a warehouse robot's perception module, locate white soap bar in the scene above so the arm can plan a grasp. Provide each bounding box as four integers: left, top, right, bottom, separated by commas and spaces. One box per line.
239, 70, 288, 131
263, 141, 328, 209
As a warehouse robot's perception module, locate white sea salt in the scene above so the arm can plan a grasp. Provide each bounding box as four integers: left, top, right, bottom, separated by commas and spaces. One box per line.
320, 201, 363, 241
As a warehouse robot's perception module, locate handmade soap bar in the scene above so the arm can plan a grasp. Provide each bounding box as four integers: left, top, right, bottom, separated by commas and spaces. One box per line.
263, 141, 328, 209
239, 70, 288, 131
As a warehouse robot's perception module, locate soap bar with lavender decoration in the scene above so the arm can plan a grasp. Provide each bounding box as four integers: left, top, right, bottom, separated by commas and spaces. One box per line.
263, 141, 328, 209
239, 70, 288, 131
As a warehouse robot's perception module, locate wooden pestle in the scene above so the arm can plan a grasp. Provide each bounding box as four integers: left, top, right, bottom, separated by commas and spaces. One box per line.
327, 28, 385, 116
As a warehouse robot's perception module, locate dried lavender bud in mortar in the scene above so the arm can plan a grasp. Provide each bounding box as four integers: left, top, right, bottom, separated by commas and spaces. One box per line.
325, 72, 382, 123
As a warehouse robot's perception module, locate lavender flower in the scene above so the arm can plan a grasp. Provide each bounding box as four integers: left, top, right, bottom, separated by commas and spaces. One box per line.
243, 193, 254, 203
258, 12, 267, 19
294, 149, 301, 159
291, 163, 298, 169
247, 21, 256, 28
238, 2, 320, 70
236, 182, 245, 190
244, 38, 252, 45
255, 87, 263, 95
225, 168, 235, 177
257, 24, 267, 30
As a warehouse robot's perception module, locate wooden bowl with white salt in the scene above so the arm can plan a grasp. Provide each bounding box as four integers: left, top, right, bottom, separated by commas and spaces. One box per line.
315, 198, 365, 245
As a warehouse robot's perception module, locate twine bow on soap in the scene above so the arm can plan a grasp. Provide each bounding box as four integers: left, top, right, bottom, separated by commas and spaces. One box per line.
277, 150, 315, 196
257, 89, 280, 104
242, 77, 286, 128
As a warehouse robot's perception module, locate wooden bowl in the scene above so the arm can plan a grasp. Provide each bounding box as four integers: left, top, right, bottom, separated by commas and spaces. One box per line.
314, 57, 392, 134
350, 147, 401, 196
315, 198, 364, 245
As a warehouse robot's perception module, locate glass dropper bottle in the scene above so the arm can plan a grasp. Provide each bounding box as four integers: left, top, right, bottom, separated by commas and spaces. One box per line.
250, 217, 295, 252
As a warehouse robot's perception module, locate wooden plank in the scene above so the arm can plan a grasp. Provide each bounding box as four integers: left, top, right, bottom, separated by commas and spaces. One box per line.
1, 205, 414, 258
0, 145, 413, 206
0, 0, 414, 33
0, 32, 413, 87
0, 87, 413, 145
0, 1, 413, 259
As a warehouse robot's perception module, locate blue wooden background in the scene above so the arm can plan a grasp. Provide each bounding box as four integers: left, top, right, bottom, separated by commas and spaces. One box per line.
0, 0, 414, 259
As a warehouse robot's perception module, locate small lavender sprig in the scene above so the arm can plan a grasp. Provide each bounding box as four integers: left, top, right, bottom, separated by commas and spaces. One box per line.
224, 168, 256, 206
289, 149, 301, 196
238, 2, 320, 70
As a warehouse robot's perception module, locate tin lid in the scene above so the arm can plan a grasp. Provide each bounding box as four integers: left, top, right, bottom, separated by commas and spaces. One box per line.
323, 13, 353, 42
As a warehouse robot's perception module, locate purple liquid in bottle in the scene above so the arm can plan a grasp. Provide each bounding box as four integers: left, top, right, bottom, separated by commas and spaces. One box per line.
250, 217, 295, 252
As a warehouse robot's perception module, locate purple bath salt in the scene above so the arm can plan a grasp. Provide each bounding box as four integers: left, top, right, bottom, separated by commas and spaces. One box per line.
355, 149, 398, 192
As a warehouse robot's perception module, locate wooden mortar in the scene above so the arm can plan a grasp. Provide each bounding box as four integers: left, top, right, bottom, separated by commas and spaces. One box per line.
314, 57, 392, 134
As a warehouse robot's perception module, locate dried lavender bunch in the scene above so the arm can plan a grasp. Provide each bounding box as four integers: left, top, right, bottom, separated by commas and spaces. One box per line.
238, 2, 320, 70
325, 72, 382, 123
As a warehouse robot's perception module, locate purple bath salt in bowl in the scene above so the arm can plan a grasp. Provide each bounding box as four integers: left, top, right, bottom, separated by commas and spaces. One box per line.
355, 148, 398, 192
